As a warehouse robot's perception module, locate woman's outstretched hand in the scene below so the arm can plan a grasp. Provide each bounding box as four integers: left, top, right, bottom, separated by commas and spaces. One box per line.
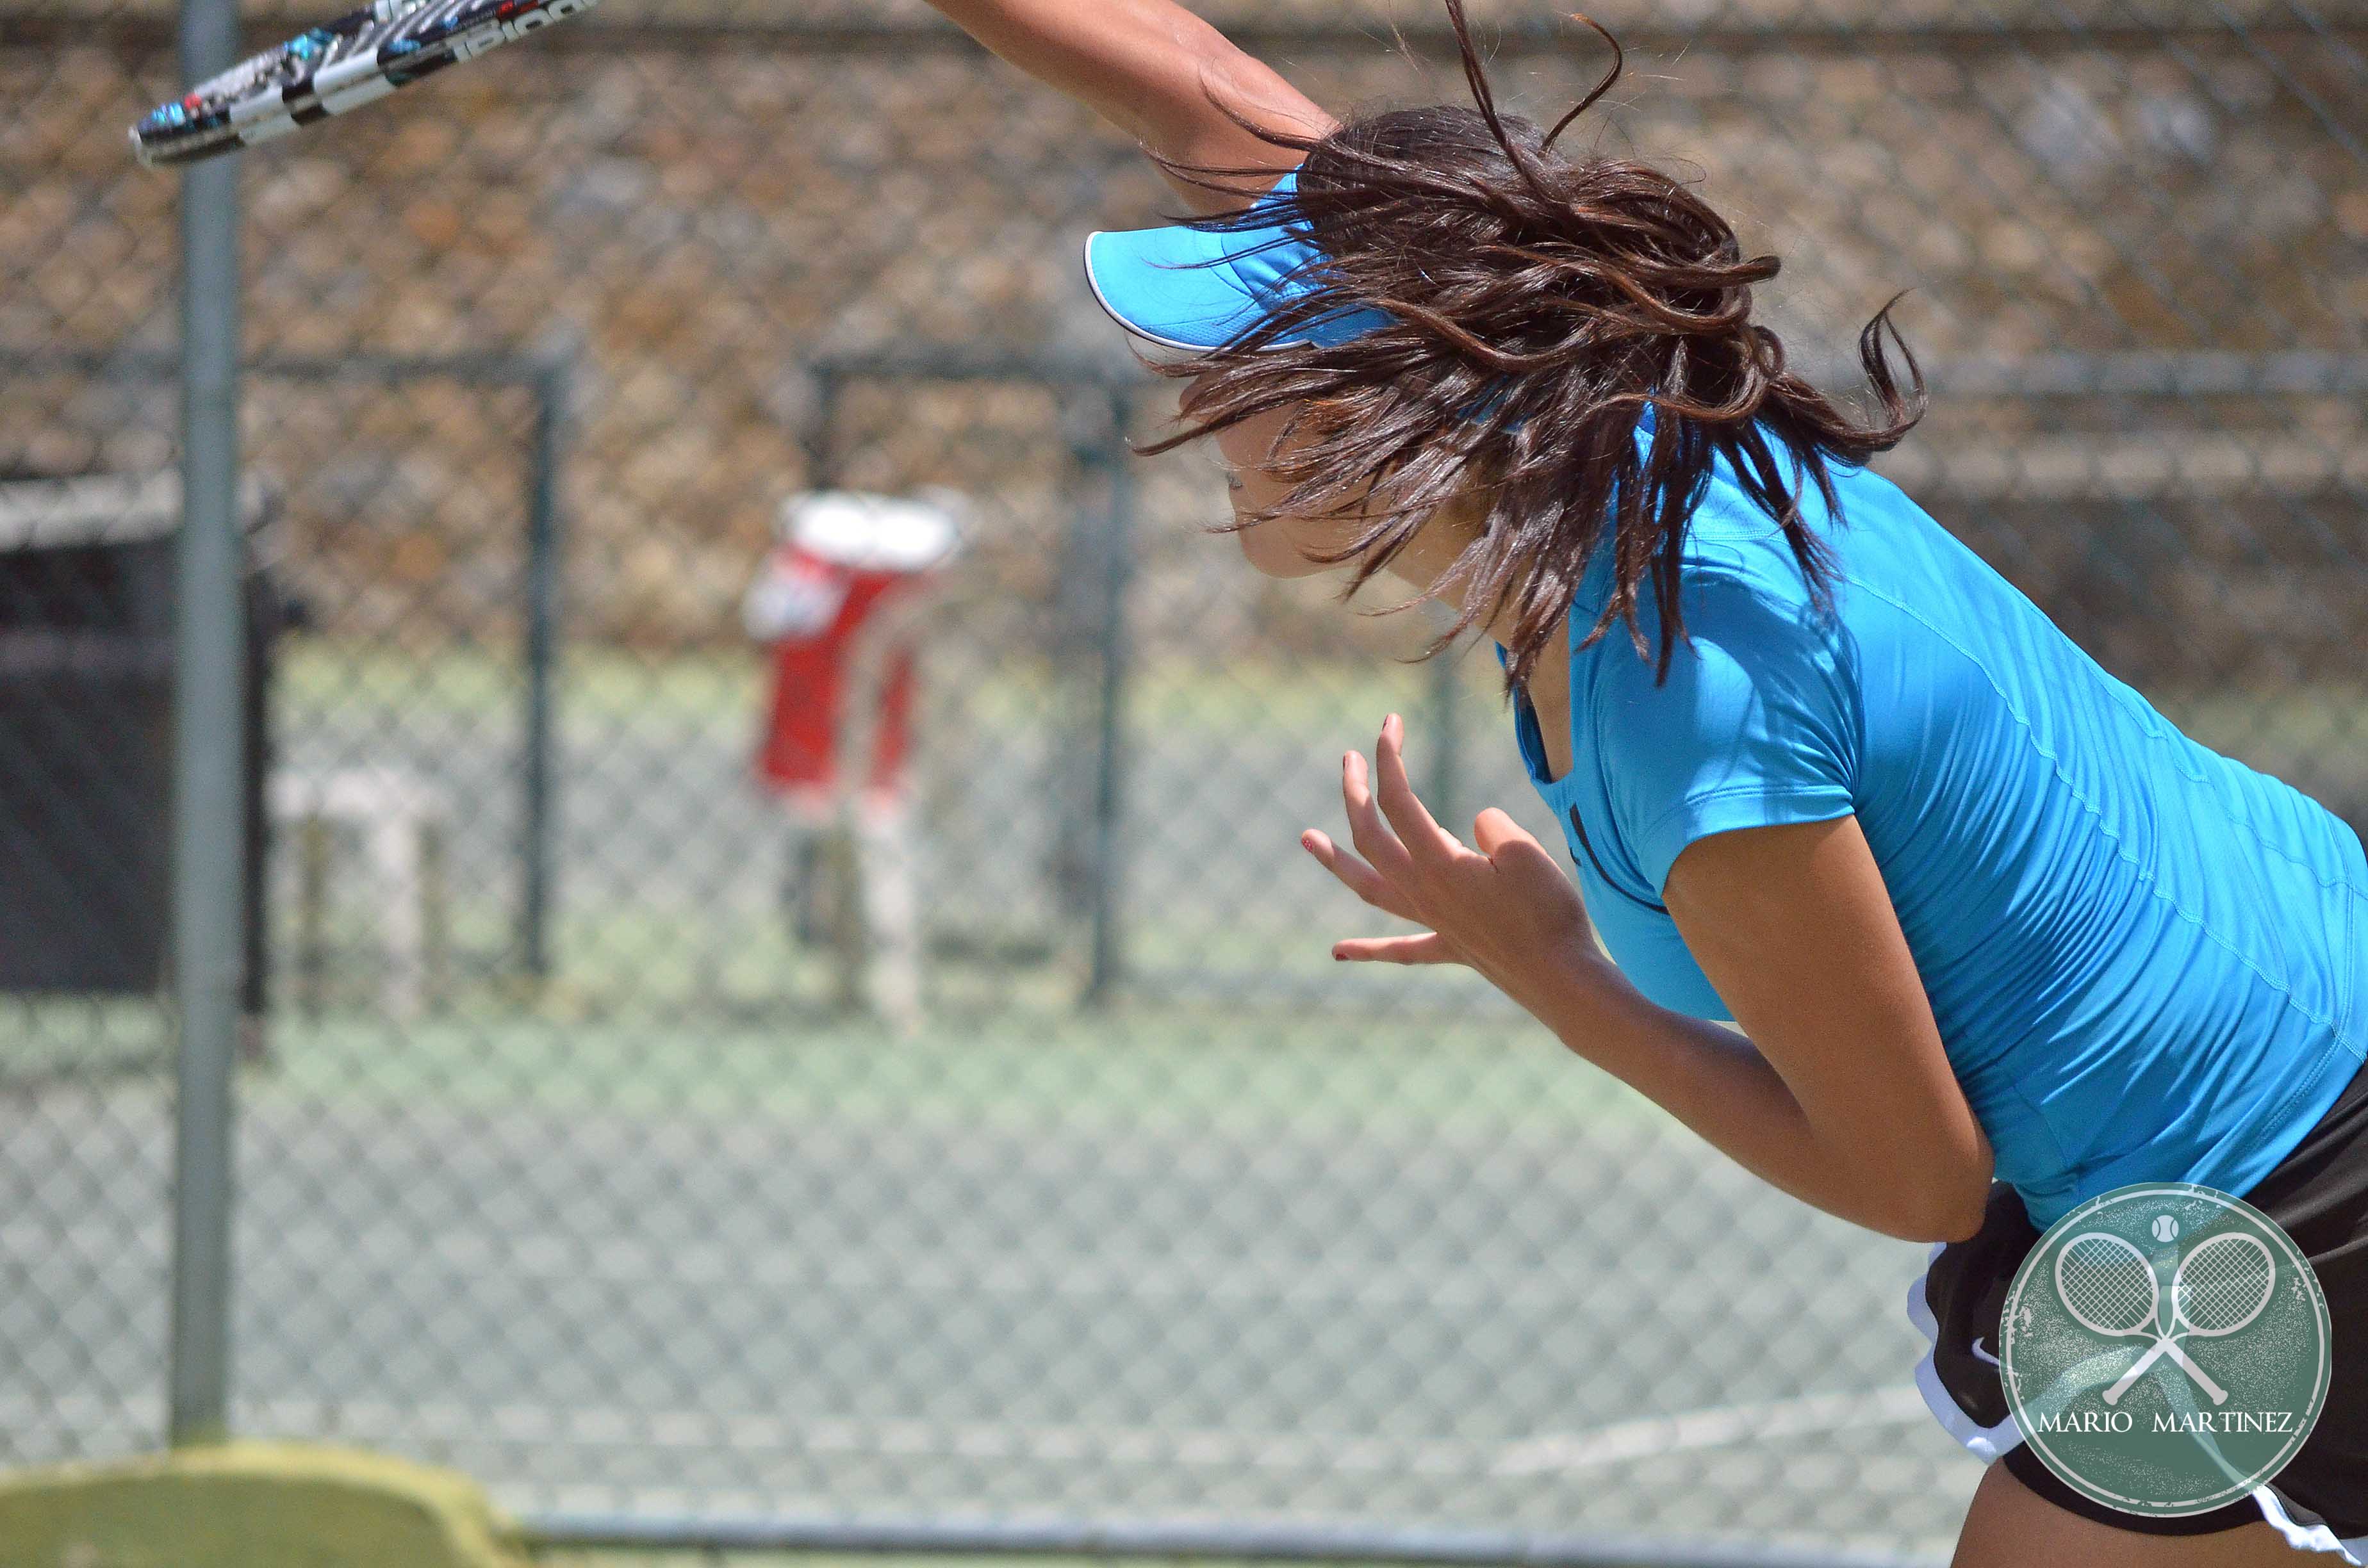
1301, 713, 1611, 1020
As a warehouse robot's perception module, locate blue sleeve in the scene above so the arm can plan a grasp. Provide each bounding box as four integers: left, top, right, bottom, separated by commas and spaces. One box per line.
1593, 572, 1861, 894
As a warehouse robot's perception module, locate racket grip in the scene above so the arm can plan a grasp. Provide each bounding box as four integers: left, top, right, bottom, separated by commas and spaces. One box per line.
2103, 1340, 2168, 1405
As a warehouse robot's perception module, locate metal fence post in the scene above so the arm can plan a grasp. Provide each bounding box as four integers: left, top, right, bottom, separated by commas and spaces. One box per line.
165, 0, 245, 1451
519, 349, 573, 983
1081, 384, 1134, 1005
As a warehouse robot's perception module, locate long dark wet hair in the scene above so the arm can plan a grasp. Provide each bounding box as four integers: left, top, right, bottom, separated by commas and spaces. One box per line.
1138, 1, 1925, 691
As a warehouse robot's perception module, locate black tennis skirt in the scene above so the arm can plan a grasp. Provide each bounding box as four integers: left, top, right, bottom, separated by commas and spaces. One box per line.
1911, 1056, 2368, 1552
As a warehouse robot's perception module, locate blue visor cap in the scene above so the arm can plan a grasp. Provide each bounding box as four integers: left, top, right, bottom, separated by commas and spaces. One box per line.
1083, 170, 1396, 352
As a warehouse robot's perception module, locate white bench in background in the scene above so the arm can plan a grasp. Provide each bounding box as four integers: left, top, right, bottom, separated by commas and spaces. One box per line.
268, 766, 450, 1018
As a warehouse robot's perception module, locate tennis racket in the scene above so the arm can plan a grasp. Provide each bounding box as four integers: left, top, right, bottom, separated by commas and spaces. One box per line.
129, 0, 600, 168
2053, 1230, 2226, 1404
2101, 1231, 2276, 1407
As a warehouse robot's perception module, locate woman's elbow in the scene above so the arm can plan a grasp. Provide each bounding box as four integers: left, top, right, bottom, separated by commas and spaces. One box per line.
1903, 1188, 1990, 1245
1880, 1166, 1993, 1244
1861, 1116, 1995, 1243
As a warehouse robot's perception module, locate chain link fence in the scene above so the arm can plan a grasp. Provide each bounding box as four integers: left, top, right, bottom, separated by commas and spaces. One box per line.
3, 1, 2365, 1562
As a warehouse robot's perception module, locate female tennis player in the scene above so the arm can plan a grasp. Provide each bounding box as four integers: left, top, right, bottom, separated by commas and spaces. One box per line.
923, 0, 2367, 1557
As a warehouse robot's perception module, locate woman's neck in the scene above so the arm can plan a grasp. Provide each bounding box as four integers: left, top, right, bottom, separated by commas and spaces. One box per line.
1385, 498, 1577, 783
1381, 494, 1523, 644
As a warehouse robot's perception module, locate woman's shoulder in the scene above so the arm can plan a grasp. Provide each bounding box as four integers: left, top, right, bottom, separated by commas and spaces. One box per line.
1573, 530, 1841, 683
1574, 559, 1855, 752
1565, 448, 1930, 712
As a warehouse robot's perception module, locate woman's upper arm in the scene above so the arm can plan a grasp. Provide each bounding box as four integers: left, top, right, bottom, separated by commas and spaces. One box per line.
1661, 816, 1992, 1241
928, 0, 1331, 213
1595, 576, 1989, 1236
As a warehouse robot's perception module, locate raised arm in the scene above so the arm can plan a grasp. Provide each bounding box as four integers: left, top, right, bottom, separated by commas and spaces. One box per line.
925, 0, 1335, 212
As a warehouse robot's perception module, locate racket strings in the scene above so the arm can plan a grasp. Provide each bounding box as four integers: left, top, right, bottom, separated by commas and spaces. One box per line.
2173, 1237, 2276, 1331
2057, 1236, 2158, 1332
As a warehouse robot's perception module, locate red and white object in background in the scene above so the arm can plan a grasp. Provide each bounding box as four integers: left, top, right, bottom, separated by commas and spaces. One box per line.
744, 488, 964, 805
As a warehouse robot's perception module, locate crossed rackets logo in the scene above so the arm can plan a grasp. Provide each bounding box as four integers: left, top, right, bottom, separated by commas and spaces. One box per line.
2052, 1227, 2276, 1406
2002, 1182, 2330, 1518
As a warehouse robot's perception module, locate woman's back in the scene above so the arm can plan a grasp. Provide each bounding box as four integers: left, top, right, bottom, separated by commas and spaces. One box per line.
1552, 455, 2368, 1224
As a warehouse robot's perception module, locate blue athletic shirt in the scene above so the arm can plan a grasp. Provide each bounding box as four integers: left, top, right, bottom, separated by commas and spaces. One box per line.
1508, 420, 2368, 1227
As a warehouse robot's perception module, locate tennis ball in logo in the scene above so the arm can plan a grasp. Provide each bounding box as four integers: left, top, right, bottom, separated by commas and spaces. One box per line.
2001, 1184, 2330, 1517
